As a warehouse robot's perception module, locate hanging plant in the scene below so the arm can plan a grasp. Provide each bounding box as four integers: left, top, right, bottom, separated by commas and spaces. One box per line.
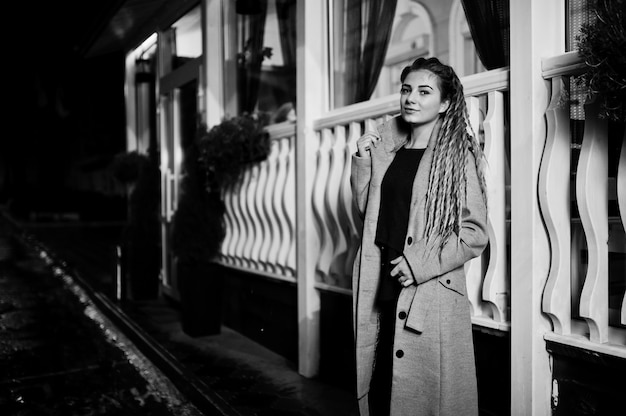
576, 0, 626, 122
198, 112, 272, 191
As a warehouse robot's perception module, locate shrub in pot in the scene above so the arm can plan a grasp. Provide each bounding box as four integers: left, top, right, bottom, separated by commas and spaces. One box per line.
172, 137, 225, 337
172, 114, 270, 337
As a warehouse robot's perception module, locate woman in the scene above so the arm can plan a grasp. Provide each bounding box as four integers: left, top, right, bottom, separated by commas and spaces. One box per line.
351, 57, 488, 416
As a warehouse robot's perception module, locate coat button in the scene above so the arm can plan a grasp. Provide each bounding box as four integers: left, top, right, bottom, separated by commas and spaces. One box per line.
398, 311, 407, 320
407, 236, 413, 245
396, 350, 404, 358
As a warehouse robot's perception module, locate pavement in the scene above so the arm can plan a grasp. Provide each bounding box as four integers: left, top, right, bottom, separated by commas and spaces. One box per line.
0, 218, 203, 416
0, 213, 358, 416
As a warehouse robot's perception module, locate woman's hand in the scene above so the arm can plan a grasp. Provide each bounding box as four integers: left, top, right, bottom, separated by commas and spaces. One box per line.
390, 255, 415, 287
356, 132, 382, 158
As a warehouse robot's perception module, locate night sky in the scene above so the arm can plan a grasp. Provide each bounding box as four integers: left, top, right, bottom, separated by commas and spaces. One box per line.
4, 2, 127, 220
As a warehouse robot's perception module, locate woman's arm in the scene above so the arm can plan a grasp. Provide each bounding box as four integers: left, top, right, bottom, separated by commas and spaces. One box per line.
403, 154, 488, 284
350, 154, 372, 218
350, 131, 382, 217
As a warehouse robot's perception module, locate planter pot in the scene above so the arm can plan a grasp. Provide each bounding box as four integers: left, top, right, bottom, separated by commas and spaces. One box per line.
177, 260, 223, 337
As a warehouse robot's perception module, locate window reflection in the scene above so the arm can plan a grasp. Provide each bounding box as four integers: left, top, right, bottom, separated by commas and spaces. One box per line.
236, 0, 297, 122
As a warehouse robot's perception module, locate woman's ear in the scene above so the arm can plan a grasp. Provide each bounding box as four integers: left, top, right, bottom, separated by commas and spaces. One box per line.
439, 99, 451, 114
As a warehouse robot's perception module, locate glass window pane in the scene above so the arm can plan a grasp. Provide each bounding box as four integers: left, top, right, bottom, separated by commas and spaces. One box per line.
330, 0, 434, 109
236, 0, 297, 123
330, 0, 489, 109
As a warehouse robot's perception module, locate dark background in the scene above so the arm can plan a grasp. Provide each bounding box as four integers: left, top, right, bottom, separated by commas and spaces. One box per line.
2, 1, 169, 221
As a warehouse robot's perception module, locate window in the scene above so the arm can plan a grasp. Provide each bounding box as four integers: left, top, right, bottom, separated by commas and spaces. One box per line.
449, 0, 484, 77
329, 0, 485, 109
236, 0, 297, 122
371, 1, 433, 100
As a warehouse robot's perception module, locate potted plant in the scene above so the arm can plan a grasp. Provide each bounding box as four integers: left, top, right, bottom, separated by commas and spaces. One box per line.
171, 113, 270, 337
112, 149, 161, 301
198, 112, 272, 189
172, 137, 225, 337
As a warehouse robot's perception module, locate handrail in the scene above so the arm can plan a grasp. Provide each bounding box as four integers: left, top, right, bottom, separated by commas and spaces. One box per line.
314, 67, 511, 131
542, 50, 587, 79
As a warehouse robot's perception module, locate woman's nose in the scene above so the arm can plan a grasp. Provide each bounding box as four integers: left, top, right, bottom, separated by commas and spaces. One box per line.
405, 91, 417, 103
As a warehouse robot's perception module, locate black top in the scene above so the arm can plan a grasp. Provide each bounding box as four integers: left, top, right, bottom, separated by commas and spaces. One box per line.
375, 146, 425, 302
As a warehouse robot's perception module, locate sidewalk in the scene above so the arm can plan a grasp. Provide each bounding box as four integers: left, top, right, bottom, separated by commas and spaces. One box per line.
4, 214, 359, 416
0, 219, 203, 416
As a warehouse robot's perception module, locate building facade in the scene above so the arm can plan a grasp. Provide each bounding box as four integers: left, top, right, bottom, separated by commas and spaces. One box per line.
115, 1, 625, 414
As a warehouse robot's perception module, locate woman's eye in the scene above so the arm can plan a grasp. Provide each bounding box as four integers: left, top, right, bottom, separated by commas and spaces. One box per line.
400, 87, 411, 94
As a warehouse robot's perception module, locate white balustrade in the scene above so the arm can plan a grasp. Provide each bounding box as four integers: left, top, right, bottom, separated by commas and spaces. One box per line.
541, 52, 626, 355
220, 122, 297, 282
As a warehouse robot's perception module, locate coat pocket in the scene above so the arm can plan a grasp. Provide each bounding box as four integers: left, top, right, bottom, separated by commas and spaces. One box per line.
438, 273, 466, 297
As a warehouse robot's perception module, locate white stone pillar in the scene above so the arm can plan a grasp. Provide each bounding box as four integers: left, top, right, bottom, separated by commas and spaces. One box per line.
296, 0, 328, 377
509, 0, 564, 414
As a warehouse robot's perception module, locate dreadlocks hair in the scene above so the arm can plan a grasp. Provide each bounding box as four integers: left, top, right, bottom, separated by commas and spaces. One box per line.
400, 57, 488, 252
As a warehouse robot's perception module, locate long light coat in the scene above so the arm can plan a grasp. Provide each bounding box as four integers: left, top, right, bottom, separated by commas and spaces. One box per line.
351, 115, 488, 416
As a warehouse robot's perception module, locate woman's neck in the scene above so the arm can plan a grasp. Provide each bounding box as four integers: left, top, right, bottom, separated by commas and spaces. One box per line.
406, 118, 439, 149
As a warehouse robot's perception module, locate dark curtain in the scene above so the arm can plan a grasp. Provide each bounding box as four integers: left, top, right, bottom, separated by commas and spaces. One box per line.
460, 0, 510, 69
344, 0, 398, 105
276, 0, 297, 69
238, 0, 268, 114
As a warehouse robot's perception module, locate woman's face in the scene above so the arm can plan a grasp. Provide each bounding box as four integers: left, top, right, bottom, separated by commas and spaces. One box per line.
400, 69, 450, 126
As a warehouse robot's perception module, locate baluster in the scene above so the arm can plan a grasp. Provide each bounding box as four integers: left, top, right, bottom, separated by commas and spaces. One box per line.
465, 95, 486, 318
260, 140, 280, 273
339, 122, 363, 284
539, 77, 572, 334
327, 125, 348, 287
241, 167, 257, 267
364, 118, 377, 133
282, 137, 297, 277
618, 128, 626, 325
267, 140, 285, 272
578, 101, 609, 343
272, 137, 290, 274
221, 186, 235, 264
482, 90, 509, 323
235, 173, 251, 267
228, 183, 244, 266
251, 160, 270, 271
243, 164, 261, 270
312, 129, 333, 281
